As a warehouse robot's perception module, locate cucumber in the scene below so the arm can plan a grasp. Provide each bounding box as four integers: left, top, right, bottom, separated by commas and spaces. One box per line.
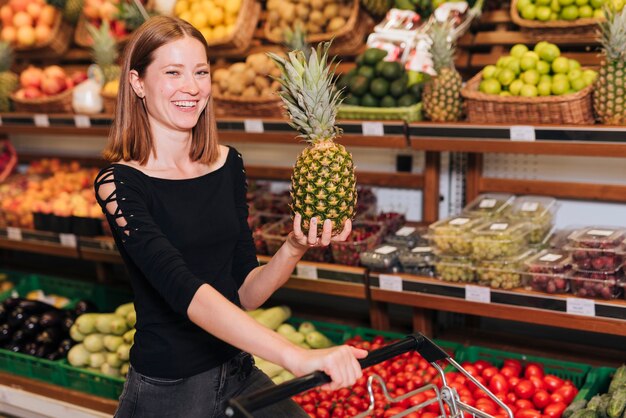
564, 400, 589, 418
609, 366, 626, 394
607, 388, 626, 418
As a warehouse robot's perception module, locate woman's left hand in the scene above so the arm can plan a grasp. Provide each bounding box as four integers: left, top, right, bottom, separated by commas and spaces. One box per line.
286, 213, 352, 256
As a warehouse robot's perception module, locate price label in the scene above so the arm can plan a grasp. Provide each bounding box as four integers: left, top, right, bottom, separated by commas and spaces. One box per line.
33, 114, 50, 127
296, 264, 318, 280
362, 122, 384, 136
566, 297, 595, 317
395, 226, 416, 236
379, 274, 403, 292
490, 223, 509, 231
411, 246, 432, 253
539, 253, 563, 263
465, 285, 491, 303
449, 217, 470, 226
59, 233, 77, 248
586, 229, 613, 237
521, 202, 539, 212
479, 199, 496, 208
244, 119, 264, 133
6, 227, 22, 241
375, 245, 398, 255
510, 125, 536, 142
74, 115, 91, 128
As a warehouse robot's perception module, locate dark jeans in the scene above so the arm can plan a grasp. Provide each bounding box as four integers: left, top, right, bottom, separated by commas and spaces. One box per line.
115, 352, 308, 418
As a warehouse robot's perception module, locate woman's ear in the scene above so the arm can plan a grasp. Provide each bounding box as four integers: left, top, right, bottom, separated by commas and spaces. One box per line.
129, 70, 145, 98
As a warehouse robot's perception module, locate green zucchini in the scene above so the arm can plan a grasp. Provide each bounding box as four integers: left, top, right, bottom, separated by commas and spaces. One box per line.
607, 388, 626, 418
610, 366, 626, 394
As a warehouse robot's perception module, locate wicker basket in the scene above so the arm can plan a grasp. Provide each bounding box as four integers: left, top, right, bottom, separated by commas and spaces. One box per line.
338, 102, 422, 122
0, 140, 17, 183
206, 0, 260, 54
101, 90, 117, 115
10, 88, 75, 114
460, 71, 595, 125
214, 92, 284, 118
510, 0, 601, 37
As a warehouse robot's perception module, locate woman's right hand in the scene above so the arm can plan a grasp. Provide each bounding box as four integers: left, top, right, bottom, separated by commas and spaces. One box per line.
285, 345, 368, 391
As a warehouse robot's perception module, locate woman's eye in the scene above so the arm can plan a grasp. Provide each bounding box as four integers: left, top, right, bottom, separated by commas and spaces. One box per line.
196, 70, 209, 76
166, 71, 179, 75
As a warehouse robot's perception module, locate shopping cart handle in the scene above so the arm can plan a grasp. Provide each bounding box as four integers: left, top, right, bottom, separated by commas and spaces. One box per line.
226, 332, 449, 417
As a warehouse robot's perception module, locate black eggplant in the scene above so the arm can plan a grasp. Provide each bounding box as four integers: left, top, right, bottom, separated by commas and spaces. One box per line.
0, 324, 12, 344
21, 315, 41, 338
46, 349, 63, 361
39, 310, 63, 328
0, 304, 7, 323
24, 342, 38, 356
17, 300, 57, 315
6, 343, 23, 353
11, 329, 30, 344
61, 314, 74, 332
2, 297, 22, 311
58, 338, 73, 352
35, 344, 54, 358
7, 308, 27, 329
74, 300, 98, 316
35, 327, 62, 345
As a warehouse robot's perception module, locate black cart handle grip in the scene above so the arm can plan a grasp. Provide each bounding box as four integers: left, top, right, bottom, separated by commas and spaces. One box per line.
226, 332, 449, 417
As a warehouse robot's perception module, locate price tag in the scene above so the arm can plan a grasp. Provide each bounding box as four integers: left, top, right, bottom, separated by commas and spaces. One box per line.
586, 229, 613, 237
521, 202, 539, 212
449, 217, 470, 226
362, 122, 384, 136
296, 264, 318, 280
74, 115, 91, 128
244, 119, 264, 133
539, 253, 563, 263
489, 223, 509, 231
379, 274, 403, 291
395, 226, 416, 236
6, 227, 22, 241
465, 285, 491, 303
375, 245, 398, 255
479, 199, 496, 208
510, 125, 536, 142
33, 114, 50, 127
411, 246, 432, 253
566, 297, 595, 317
59, 233, 77, 248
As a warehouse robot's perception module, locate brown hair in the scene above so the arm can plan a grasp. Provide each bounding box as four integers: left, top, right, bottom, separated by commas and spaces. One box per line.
103, 15, 219, 165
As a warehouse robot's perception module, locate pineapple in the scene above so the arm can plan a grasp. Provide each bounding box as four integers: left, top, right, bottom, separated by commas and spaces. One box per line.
283, 23, 309, 59
422, 21, 463, 122
87, 21, 121, 83
594, 7, 626, 125
0, 42, 17, 112
360, 0, 393, 18
268, 43, 357, 235
64, 0, 84, 24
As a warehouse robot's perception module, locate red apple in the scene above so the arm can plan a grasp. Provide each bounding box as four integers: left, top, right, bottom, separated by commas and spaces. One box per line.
23, 86, 43, 99
43, 65, 66, 80
20, 66, 43, 88
41, 75, 66, 95
71, 71, 88, 85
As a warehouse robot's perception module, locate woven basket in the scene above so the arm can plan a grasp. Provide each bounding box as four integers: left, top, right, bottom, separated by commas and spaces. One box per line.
10, 88, 75, 114
0, 140, 17, 183
338, 102, 422, 122
214, 92, 284, 118
101, 90, 117, 115
460, 71, 595, 125
510, 0, 601, 36
206, 0, 260, 54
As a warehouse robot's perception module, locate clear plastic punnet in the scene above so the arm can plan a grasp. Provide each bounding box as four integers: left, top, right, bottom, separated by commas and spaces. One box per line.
507, 196, 558, 245
398, 245, 435, 276
565, 226, 626, 272
570, 267, 624, 300
462, 193, 515, 218
434, 254, 475, 283
476, 249, 535, 290
360, 244, 401, 272
523, 249, 572, 294
471, 221, 531, 261
428, 215, 486, 256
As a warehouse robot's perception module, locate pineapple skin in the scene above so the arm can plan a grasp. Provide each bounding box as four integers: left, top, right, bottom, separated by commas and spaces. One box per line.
291, 142, 357, 235
594, 61, 626, 125
423, 68, 463, 122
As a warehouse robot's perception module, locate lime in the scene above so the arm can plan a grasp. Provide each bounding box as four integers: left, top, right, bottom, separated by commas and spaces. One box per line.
582, 69, 598, 85
536, 60, 551, 74
550, 11, 559, 19
537, 0, 552, 4
538, 81, 552, 96
521, 4, 537, 19
568, 68, 583, 81
537, 6, 552, 19
509, 79, 525, 95
343, 94, 360, 105
522, 69, 540, 85
552, 56, 570, 74
510, 44, 529, 58
380, 95, 397, 107
539, 44, 560, 62
553, 73, 569, 83
497, 56, 514, 68
370, 77, 390, 98
561, 4, 579, 19
551, 0, 561, 11
540, 74, 553, 84
507, 58, 522, 75
568, 59, 581, 71
517, 0, 533, 11
389, 79, 407, 98
575, 0, 589, 4
480, 78, 502, 94
358, 66, 376, 80
551, 78, 570, 95
534, 41, 550, 55
593, 9, 604, 18
498, 69, 516, 86
397, 94, 417, 107
520, 55, 538, 71
360, 93, 379, 107
559, 0, 575, 5
578, 4, 593, 16
500, 91, 513, 97
520, 84, 539, 97
571, 77, 587, 91
590, 0, 603, 6
482, 65, 498, 80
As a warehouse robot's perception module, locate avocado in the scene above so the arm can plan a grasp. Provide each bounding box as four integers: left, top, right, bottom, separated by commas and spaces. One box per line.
342, 94, 360, 106
397, 93, 418, 107
349, 75, 370, 97
335, 74, 352, 94
375, 60, 386, 76
409, 82, 424, 100
380, 61, 403, 81
360, 93, 379, 107
370, 77, 390, 98
380, 95, 397, 108
363, 48, 388, 66
389, 79, 407, 98
357, 65, 376, 80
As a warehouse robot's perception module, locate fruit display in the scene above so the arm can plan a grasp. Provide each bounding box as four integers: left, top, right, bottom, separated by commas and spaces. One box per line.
570, 268, 624, 299
87, 20, 120, 85
594, 8, 626, 125
338, 48, 423, 108
0, 42, 17, 112
568, 365, 626, 418
0, 140, 16, 181
269, 44, 357, 236
463, 193, 515, 218
359, 244, 401, 271
384, 225, 428, 249
507, 196, 558, 245
514, 0, 623, 22
471, 221, 531, 260
428, 215, 486, 256
174, 0, 242, 41
212, 53, 281, 99
398, 245, 435, 276
80, 0, 150, 44
476, 249, 535, 289
359, 211, 406, 234
422, 21, 463, 121
565, 226, 626, 271
251, 213, 288, 255
262, 217, 332, 262
331, 221, 385, 265
13, 65, 87, 101
478, 42, 598, 98
265, 0, 352, 41
523, 249, 572, 294
67, 302, 135, 377
0, 0, 59, 47
435, 254, 475, 282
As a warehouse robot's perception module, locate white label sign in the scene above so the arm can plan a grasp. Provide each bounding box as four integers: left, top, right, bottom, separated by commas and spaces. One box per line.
412, 246, 432, 253
33, 114, 50, 127
449, 217, 470, 226
479, 199, 496, 208
74, 115, 91, 128
395, 226, 416, 236
566, 297, 595, 317
510, 125, 536, 142
490, 223, 509, 231
59, 233, 77, 248
375, 245, 398, 255
296, 264, 318, 280
586, 229, 613, 237
539, 253, 563, 263
465, 285, 491, 303
6, 227, 22, 241
362, 122, 384, 136
244, 119, 264, 133
379, 274, 403, 291
521, 202, 539, 212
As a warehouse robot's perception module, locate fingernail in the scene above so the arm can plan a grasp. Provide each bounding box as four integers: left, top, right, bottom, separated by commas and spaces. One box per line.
311, 217, 316, 225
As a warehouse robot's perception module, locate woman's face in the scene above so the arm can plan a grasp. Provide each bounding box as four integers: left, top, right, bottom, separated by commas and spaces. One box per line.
132, 36, 211, 134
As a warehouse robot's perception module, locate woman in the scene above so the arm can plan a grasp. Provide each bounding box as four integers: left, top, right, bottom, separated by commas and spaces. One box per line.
94, 15, 366, 418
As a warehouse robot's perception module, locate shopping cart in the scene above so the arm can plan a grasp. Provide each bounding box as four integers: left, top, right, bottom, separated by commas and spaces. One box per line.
226, 332, 514, 418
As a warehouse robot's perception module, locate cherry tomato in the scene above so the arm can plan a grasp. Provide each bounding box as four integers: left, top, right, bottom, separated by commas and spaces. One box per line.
482, 366, 500, 381
504, 359, 523, 374
316, 407, 330, 418
544, 402, 568, 418
509, 377, 521, 388
543, 375, 564, 393
332, 406, 345, 417
501, 366, 520, 378
549, 393, 565, 404
515, 408, 542, 418
524, 364, 545, 380
302, 404, 315, 414
490, 374, 510, 394
422, 412, 439, 418
384, 407, 405, 417
515, 380, 537, 400
476, 402, 497, 415
532, 390, 551, 410
507, 392, 518, 404
516, 400, 535, 410
530, 376, 547, 391
554, 385, 578, 404
464, 365, 480, 377
474, 360, 492, 373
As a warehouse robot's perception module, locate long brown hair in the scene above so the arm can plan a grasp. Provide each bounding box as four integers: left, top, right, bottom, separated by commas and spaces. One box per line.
103, 15, 219, 165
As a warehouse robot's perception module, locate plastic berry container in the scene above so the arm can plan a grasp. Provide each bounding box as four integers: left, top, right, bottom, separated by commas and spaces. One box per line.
434, 255, 476, 283
331, 221, 385, 266
462, 193, 515, 218
507, 196, 558, 245
360, 244, 401, 272
476, 249, 535, 290
252, 213, 289, 255
565, 226, 626, 272
384, 225, 428, 249
471, 221, 531, 261
398, 246, 436, 276
570, 267, 624, 300
523, 249, 572, 294
428, 215, 486, 256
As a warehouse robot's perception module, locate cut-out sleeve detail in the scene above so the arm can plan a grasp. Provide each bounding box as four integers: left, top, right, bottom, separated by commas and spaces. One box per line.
230, 150, 259, 287
94, 166, 205, 316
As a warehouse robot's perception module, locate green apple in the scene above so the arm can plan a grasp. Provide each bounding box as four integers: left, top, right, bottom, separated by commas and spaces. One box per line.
536, 60, 551, 74
520, 84, 539, 97
553, 73, 569, 83
540, 74, 552, 84
575, 0, 589, 5
539, 43, 560, 62
582, 69, 598, 85
593, 8, 604, 18
538, 81, 552, 96
482, 65, 498, 80
509, 79, 525, 95
568, 68, 583, 81
520, 54, 538, 71
551, 0, 562, 11
578, 4, 594, 16
559, 0, 575, 5
518, 0, 533, 11
497, 56, 514, 68
534, 41, 550, 55
537, 0, 552, 4
480, 78, 502, 94
552, 56, 570, 73
507, 58, 522, 75
551, 77, 571, 95
561, 4, 580, 19
522, 4, 537, 19
590, 0, 603, 7
498, 69, 516, 86
522, 69, 540, 85
537, 6, 552, 19
571, 77, 587, 91
510, 44, 529, 58
500, 91, 513, 97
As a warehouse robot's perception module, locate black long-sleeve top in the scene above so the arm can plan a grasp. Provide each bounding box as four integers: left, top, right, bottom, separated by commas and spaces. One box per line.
94, 146, 259, 379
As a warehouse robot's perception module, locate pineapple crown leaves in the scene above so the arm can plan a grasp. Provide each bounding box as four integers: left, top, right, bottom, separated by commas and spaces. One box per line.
283, 22, 310, 61
599, 5, 626, 62
86, 20, 119, 66
116, 0, 153, 31
427, 20, 456, 73
267, 41, 344, 144
0, 41, 14, 73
